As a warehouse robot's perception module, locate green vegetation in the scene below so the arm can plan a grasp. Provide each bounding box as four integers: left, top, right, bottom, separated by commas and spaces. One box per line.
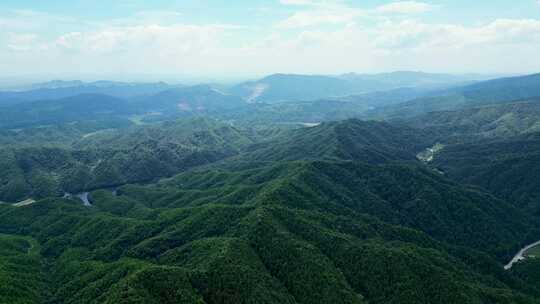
403, 99, 540, 222
369, 73, 540, 119
0, 118, 255, 202
227, 119, 431, 165
0, 154, 539, 303
1, 154, 539, 302
405, 100, 540, 143
0, 234, 44, 304
3, 73, 540, 303
525, 245, 540, 258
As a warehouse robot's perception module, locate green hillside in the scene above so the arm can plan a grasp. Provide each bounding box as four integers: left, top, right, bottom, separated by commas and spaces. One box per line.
230, 119, 431, 165
404, 100, 540, 218
3, 81, 540, 303
0, 118, 254, 202
1, 158, 540, 303
0, 234, 44, 304
405, 100, 540, 142
370, 74, 540, 119
430, 133, 540, 217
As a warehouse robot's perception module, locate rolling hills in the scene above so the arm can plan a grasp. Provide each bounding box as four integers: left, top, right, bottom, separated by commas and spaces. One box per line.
0, 158, 538, 303
400, 95, 540, 227
370, 73, 540, 119
0, 118, 254, 203
230, 72, 480, 104
3, 72, 540, 303
0, 81, 177, 106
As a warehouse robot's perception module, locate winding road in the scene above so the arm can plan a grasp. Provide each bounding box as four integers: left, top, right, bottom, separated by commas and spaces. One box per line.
504, 240, 540, 270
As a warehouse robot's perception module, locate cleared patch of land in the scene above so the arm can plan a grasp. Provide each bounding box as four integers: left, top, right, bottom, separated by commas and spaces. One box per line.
12, 198, 36, 207
417, 143, 445, 163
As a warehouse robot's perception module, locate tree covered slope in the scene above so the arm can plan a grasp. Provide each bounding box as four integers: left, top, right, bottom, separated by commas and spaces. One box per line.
370, 73, 540, 119
405, 99, 540, 142
0, 118, 254, 202
0, 158, 538, 303
231, 119, 431, 165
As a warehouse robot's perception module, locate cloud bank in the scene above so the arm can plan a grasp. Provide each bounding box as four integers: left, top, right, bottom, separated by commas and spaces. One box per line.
1, 2, 540, 78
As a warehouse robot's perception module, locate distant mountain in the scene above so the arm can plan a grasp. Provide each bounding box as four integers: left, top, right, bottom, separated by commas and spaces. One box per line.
26, 80, 85, 90
460, 73, 540, 103
230, 72, 484, 103
133, 85, 246, 114
339, 71, 481, 89
371, 73, 540, 119
0, 94, 131, 128
0, 85, 249, 128
0, 81, 178, 105
230, 74, 359, 103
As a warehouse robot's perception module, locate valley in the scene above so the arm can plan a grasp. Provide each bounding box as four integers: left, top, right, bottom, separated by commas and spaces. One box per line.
2, 0, 540, 301
2, 72, 540, 303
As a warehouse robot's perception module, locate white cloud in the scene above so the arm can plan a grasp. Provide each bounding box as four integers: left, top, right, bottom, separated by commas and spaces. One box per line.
239, 18, 540, 74
1, 7, 540, 77
54, 24, 239, 55
279, 0, 316, 5
276, 0, 365, 28
377, 1, 434, 14
276, 9, 364, 28
6, 33, 39, 51
279, 0, 343, 6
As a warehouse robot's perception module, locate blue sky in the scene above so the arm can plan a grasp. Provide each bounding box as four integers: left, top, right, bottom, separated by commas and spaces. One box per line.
1, 0, 540, 82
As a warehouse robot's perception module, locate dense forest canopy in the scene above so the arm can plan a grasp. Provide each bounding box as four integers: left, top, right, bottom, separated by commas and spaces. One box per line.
2, 72, 540, 303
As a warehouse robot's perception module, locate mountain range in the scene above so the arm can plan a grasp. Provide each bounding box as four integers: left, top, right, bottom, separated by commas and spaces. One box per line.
2, 71, 540, 303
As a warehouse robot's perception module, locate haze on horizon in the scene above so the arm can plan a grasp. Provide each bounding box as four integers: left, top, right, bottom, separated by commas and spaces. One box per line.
1, 0, 540, 83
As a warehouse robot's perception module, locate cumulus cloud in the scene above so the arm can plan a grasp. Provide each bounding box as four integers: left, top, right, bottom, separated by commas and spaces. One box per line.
54, 24, 239, 55
242, 18, 540, 74
377, 1, 434, 14
279, 0, 316, 5
279, 0, 343, 6
1, 7, 540, 76
276, 0, 364, 28
276, 9, 364, 28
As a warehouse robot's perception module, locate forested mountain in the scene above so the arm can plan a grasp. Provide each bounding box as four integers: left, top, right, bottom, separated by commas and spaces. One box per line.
2, 72, 540, 303
215, 99, 370, 127
402, 97, 540, 225
230, 72, 479, 104
1, 159, 539, 303
230, 74, 362, 103
0, 94, 132, 129
132, 85, 246, 114
405, 99, 540, 142
339, 71, 481, 89
0, 86, 249, 129
0, 118, 254, 203
428, 133, 540, 218
0, 81, 177, 106
230, 119, 430, 165
370, 73, 540, 119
